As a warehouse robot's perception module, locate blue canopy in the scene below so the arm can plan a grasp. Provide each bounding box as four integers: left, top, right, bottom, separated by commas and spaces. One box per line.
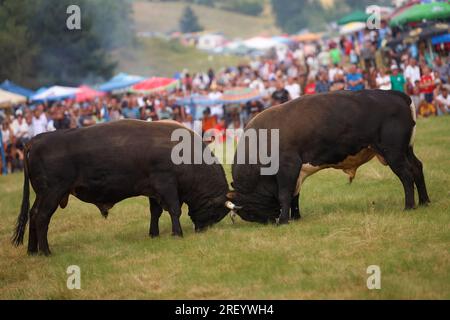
176, 95, 221, 106
432, 33, 450, 45
0, 80, 35, 98
98, 73, 145, 92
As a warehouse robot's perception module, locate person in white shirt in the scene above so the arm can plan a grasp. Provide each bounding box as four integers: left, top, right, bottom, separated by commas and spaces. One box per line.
376, 68, 392, 90
31, 105, 48, 137
328, 64, 344, 82
404, 58, 421, 84
435, 86, 450, 115
10, 110, 29, 141
285, 76, 301, 99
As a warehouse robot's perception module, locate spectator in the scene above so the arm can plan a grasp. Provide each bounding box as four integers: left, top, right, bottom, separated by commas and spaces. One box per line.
419, 66, 436, 104
346, 64, 364, 91
285, 77, 301, 99
390, 65, 406, 93
418, 100, 436, 118
404, 58, 421, 85
376, 68, 392, 90
435, 86, 450, 116
315, 72, 330, 93
271, 80, 290, 105
434, 56, 449, 84
157, 99, 173, 120
10, 110, 29, 144
31, 104, 48, 137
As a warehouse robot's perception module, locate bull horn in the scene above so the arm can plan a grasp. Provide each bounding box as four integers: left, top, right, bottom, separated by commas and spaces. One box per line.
225, 201, 242, 210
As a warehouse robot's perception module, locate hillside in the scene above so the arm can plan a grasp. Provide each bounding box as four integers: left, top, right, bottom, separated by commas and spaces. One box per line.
114, 37, 248, 77
132, 1, 280, 38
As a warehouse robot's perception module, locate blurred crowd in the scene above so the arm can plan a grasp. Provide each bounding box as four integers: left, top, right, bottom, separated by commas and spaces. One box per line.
1, 28, 450, 174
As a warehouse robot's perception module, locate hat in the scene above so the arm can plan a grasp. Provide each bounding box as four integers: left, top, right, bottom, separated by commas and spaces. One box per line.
391, 64, 399, 70
15, 109, 23, 116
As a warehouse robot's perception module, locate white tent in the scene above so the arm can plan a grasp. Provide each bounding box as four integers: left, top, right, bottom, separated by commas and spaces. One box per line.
31, 85, 79, 101
243, 37, 279, 50
0, 89, 27, 108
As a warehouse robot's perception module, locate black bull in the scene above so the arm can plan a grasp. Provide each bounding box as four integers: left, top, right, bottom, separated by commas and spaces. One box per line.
228, 90, 430, 224
12, 120, 230, 255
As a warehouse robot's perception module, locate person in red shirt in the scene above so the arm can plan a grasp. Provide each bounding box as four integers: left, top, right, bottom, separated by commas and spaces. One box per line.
419, 66, 436, 103
304, 76, 316, 95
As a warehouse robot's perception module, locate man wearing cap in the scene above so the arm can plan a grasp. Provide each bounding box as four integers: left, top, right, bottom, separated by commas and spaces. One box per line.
11, 109, 29, 146
390, 65, 406, 93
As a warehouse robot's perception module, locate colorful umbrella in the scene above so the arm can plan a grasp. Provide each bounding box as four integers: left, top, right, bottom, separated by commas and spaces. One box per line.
339, 22, 367, 35
76, 85, 106, 102
175, 95, 219, 106
0, 89, 27, 108
132, 77, 179, 94
390, 2, 450, 27
0, 80, 35, 98
337, 10, 370, 26
98, 73, 145, 92
220, 87, 261, 104
31, 86, 79, 102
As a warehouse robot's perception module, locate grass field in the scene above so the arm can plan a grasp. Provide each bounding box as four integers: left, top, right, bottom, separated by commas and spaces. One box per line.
0, 116, 449, 299
132, 1, 280, 39
114, 37, 248, 77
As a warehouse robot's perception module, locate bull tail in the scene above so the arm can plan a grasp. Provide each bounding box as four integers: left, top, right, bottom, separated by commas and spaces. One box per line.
409, 100, 417, 146
11, 144, 30, 246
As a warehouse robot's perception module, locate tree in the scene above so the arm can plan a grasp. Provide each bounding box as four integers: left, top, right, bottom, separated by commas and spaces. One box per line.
0, 0, 38, 87
0, 0, 134, 88
179, 6, 204, 33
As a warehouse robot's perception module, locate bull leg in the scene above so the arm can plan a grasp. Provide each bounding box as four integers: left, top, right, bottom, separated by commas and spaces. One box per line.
290, 194, 301, 220
408, 148, 430, 206
149, 198, 163, 238
27, 197, 41, 255
167, 201, 183, 237
383, 150, 416, 210
277, 157, 303, 225
35, 191, 63, 256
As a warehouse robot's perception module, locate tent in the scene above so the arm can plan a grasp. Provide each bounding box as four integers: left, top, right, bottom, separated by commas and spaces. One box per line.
390, 2, 450, 27
432, 32, 450, 45
243, 37, 278, 50
220, 87, 261, 104
0, 80, 35, 98
0, 89, 27, 108
292, 33, 322, 42
76, 85, 106, 102
31, 86, 79, 102
176, 94, 221, 106
337, 10, 370, 25
98, 73, 145, 92
131, 77, 179, 94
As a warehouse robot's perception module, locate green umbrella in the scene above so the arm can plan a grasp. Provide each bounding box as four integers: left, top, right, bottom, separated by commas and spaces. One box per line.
337, 10, 370, 25
390, 2, 450, 27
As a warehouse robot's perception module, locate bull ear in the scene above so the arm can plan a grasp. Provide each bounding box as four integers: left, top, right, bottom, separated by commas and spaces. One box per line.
226, 191, 237, 200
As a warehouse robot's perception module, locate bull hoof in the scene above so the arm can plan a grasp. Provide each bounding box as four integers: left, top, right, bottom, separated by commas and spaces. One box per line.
27, 250, 38, 256
39, 250, 52, 257
172, 232, 183, 237
404, 206, 416, 211
149, 233, 159, 238
276, 218, 289, 226
290, 214, 301, 221
419, 200, 431, 207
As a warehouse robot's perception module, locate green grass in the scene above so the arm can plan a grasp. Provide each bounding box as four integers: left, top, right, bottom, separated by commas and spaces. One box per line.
132, 1, 280, 39
114, 37, 248, 77
0, 116, 449, 299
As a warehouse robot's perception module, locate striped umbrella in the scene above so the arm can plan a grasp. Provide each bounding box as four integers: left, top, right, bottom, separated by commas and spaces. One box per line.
220, 87, 261, 104
132, 77, 179, 94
